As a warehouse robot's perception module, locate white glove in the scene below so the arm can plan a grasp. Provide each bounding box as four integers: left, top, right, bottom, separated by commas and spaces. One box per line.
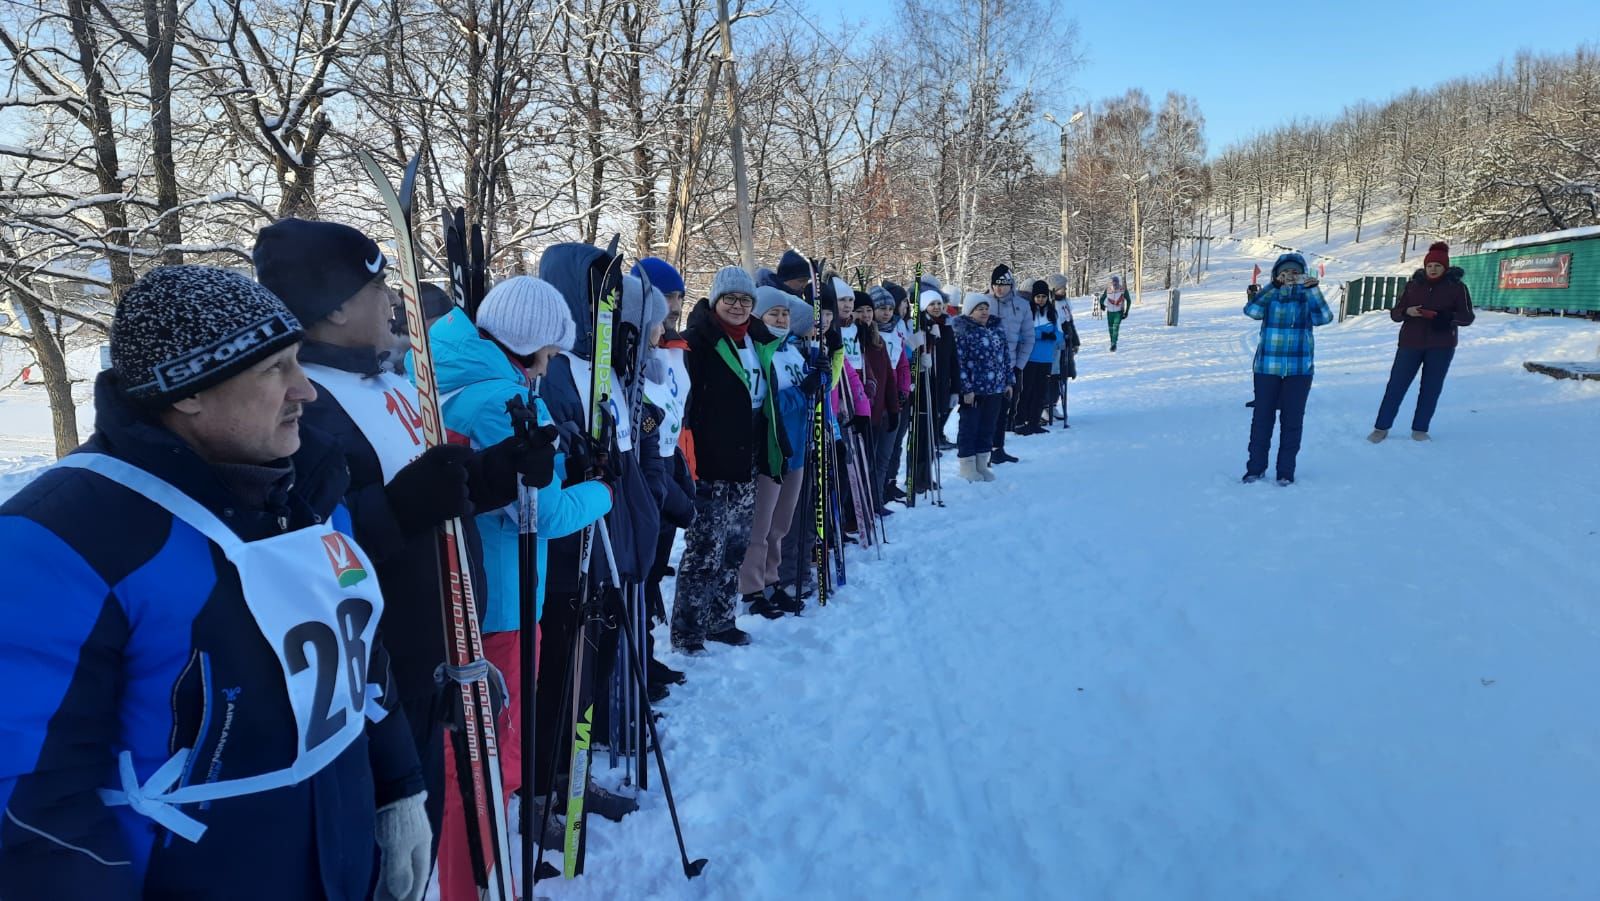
375, 791, 432, 901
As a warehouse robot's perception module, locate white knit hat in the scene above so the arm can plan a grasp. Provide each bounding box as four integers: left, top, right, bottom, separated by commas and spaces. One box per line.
831, 276, 854, 305
962, 292, 992, 316
920, 289, 944, 309
477, 276, 576, 355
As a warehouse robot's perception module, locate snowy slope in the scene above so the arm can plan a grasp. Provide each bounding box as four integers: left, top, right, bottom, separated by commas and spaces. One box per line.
539, 236, 1600, 900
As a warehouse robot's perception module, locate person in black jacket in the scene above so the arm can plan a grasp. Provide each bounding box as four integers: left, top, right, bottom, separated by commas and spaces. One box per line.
672, 266, 790, 653
531, 244, 661, 823
254, 219, 553, 865
0, 266, 425, 900
912, 287, 957, 492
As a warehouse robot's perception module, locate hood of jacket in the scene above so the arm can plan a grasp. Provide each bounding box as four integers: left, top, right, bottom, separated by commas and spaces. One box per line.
538, 242, 616, 356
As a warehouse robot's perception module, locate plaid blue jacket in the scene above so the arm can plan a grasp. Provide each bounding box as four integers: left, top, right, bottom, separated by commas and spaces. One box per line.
1245, 284, 1333, 376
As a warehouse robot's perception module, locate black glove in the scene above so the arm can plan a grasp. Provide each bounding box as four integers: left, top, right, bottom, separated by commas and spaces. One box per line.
800, 367, 824, 394
1431, 310, 1456, 330
898, 391, 910, 407
883, 409, 899, 432
851, 414, 871, 434
471, 424, 559, 509
563, 445, 590, 488
387, 444, 474, 535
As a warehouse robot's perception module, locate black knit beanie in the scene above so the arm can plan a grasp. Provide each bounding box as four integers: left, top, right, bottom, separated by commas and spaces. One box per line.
990, 265, 1014, 286
253, 218, 387, 326
776, 249, 810, 284
112, 265, 303, 405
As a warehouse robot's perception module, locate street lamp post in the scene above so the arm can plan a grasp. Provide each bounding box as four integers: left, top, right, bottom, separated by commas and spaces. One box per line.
1043, 110, 1085, 279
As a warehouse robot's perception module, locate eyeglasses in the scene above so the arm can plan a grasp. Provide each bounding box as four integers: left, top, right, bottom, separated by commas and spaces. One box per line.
719, 293, 755, 308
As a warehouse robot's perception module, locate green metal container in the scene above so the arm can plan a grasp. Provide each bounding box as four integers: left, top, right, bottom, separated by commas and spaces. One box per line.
1455, 230, 1600, 313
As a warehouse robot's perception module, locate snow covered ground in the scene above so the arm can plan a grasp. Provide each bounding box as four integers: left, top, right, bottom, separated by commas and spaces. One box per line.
4, 215, 1600, 899
547, 234, 1600, 899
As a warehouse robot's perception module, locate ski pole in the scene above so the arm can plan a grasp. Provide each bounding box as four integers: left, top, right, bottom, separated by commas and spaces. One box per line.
508, 396, 541, 897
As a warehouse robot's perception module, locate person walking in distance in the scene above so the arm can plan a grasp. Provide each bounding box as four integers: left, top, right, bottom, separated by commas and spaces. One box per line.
1368, 242, 1476, 443
1097, 276, 1130, 351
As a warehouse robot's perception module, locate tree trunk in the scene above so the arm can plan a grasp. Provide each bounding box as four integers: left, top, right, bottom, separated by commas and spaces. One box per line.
13, 292, 80, 457
144, 0, 183, 264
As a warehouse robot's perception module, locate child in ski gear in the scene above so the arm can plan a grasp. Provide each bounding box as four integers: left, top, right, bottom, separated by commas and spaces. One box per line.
869, 285, 912, 507
640, 261, 697, 690
427, 276, 613, 901
255, 218, 542, 873
1016, 280, 1060, 435
880, 282, 915, 502
954, 292, 1014, 482
529, 242, 647, 829
986, 265, 1030, 464
1242, 253, 1334, 484
672, 267, 790, 652
853, 289, 899, 516
1048, 274, 1081, 426
0, 266, 422, 900
916, 289, 958, 487
738, 288, 819, 618
1369, 242, 1476, 443
1097, 276, 1129, 351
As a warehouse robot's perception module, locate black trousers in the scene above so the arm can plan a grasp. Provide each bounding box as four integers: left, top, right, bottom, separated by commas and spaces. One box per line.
1016, 361, 1052, 428
1247, 373, 1313, 479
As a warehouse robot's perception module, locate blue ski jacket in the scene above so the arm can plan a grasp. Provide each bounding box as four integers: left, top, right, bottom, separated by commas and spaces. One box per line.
953, 315, 1014, 396
0, 372, 417, 900
428, 308, 612, 631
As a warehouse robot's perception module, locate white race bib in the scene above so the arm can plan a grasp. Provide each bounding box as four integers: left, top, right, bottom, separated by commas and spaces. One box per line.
881, 327, 904, 369
840, 324, 864, 373
302, 364, 424, 484
771, 343, 805, 395
564, 351, 634, 452
56, 454, 386, 844
643, 348, 690, 457
738, 338, 767, 409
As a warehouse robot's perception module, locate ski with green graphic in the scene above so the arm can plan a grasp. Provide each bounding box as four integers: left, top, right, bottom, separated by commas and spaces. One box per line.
563, 239, 621, 879
907, 262, 923, 508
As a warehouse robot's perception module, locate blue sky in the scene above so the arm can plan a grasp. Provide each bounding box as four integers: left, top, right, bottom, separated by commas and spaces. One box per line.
804, 0, 1597, 154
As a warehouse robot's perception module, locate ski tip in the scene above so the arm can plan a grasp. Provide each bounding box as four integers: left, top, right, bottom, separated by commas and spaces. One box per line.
684, 858, 709, 879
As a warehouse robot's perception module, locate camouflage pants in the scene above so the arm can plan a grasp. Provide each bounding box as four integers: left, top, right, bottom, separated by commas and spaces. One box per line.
670, 479, 757, 648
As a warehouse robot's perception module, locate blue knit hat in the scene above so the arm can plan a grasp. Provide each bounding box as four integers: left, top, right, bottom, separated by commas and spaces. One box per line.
632, 257, 684, 295
1272, 252, 1308, 279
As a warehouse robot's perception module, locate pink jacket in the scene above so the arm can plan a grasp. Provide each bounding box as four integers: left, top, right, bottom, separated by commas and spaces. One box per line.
831, 350, 870, 420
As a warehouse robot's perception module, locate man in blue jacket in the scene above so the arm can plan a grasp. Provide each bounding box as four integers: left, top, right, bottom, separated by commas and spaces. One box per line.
0, 266, 426, 899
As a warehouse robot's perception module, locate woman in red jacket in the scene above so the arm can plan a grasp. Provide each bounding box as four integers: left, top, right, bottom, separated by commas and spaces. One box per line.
1369, 242, 1476, 442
